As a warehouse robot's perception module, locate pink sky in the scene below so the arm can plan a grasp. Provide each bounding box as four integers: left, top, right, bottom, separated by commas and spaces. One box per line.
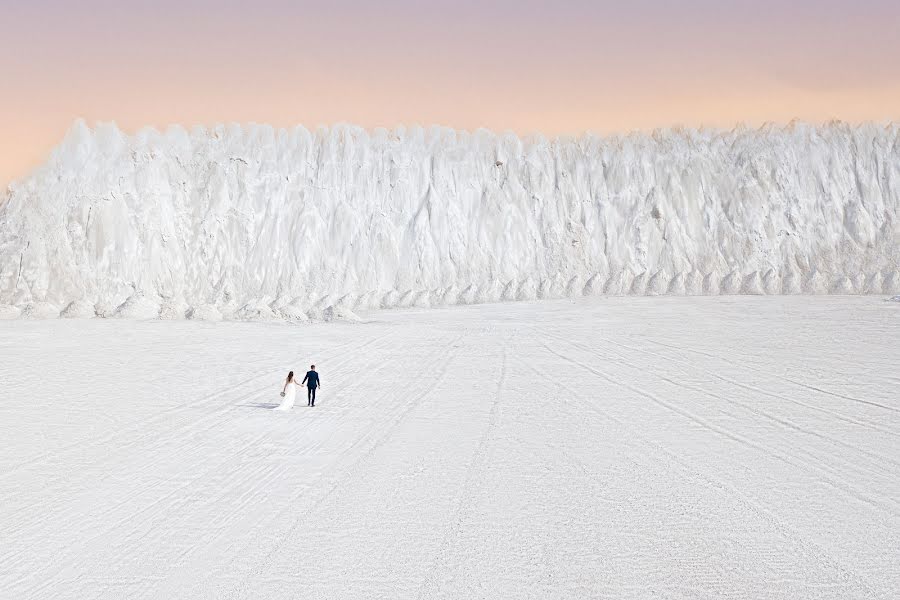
2, 0, 900, 187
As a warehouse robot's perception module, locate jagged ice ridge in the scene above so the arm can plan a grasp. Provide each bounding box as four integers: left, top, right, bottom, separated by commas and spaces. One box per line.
0, 120, 898, 321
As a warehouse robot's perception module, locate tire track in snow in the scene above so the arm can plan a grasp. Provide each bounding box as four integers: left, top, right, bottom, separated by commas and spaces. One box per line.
646, 338, 900, 415
556, 331, 900, 478
19, 428, 283, 599
522, 349, 880, 598
635, 337, 900, 436
0, 329, 393, 481
209, 332, 465, 600
139, 329, 410, 598
5, 330, 400, 597
536, 334, 900, 517
2, 327, 396, 526
5, 326, 392, 481
416, 345, 508, 599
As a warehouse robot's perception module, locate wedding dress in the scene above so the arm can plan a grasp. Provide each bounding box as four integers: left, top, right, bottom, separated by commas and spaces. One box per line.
275, 381, 296, 411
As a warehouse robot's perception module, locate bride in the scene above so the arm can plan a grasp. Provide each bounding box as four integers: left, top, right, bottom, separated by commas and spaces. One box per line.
275, 371, 299, 411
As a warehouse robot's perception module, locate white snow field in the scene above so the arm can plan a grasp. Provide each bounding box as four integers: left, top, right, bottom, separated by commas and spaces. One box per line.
1, 121, 899, 320
1, 296, 898, 599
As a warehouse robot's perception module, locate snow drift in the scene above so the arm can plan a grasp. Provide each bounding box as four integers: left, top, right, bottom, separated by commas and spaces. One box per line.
0, 120, 898, 320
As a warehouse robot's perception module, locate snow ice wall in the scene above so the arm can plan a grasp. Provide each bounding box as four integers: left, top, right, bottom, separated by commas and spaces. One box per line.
1, 120, 898, 321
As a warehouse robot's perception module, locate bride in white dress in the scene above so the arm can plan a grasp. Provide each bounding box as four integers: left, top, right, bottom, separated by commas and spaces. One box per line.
275, 371, 299, 411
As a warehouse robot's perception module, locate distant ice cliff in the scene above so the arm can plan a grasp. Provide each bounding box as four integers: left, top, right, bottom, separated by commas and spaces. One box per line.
1, 120, 898, 320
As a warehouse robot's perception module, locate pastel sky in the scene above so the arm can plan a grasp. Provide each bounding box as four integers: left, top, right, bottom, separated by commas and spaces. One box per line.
3, 0, 900, 187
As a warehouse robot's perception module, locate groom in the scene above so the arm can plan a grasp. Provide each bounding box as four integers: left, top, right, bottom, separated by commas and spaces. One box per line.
302, 365, 321, 407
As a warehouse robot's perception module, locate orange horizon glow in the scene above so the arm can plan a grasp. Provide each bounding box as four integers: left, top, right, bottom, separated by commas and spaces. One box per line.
3, 0, 900, 188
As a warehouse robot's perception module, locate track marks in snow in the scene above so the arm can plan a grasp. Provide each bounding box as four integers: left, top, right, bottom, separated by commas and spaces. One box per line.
417, 346, 508, 599
213, 333, 466, 599
646, 337, 900, 414
2, 296, 898, 599
0, 329, 394, 482
3, 325, 398, 598
536, 332, 900, 517
520, 356, 880, 598
554, 329, 900, 474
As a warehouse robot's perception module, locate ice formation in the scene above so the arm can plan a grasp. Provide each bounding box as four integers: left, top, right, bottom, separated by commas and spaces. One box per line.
0, 120, 898, 320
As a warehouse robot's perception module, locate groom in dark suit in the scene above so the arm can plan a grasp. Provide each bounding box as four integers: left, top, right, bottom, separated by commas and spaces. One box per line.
302, 365, 320, 406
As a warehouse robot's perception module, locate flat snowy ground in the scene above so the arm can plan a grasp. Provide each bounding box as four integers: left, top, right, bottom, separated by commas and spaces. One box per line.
1, 297, 898, 599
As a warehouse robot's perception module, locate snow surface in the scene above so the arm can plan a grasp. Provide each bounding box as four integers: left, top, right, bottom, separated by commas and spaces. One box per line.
1, 121, 898, 320
1, 296, 898, 599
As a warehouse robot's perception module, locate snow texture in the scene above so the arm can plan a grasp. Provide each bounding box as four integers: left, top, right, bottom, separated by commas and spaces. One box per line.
1, 120, 898, 320
1, 296, 898, 598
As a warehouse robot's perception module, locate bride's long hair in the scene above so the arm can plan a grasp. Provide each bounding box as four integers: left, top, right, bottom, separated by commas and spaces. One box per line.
287, 371, 294, 382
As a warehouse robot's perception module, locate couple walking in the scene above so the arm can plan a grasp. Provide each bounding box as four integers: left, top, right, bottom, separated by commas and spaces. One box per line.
276, 365, 320, 411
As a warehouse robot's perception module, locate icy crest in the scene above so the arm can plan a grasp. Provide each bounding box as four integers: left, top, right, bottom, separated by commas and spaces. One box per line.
1, 120, 898, 320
